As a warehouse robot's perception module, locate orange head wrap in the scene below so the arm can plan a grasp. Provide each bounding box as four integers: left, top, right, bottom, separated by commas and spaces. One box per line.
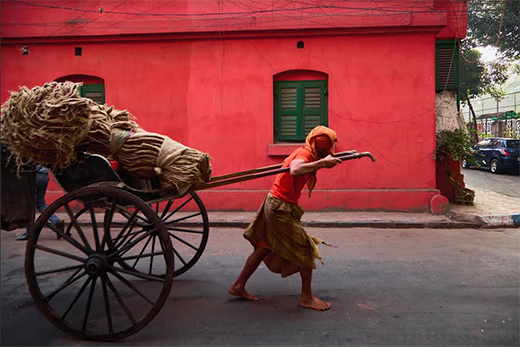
302, 126, 337, 197
304, 125, 337, 160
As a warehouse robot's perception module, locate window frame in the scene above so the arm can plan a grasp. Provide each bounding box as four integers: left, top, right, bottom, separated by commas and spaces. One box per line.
273, 79, 328, 143
489, 139, 503, 148
79, 83, 105, 104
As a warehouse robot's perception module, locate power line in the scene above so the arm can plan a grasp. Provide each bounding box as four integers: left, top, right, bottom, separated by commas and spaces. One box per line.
2, 0, 502, 19
494, 0, 510, 46
0, 11, 466, 35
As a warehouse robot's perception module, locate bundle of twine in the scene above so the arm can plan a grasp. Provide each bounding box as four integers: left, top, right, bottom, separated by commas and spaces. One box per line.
1, 82, 93, 168
1, 81, 212, 192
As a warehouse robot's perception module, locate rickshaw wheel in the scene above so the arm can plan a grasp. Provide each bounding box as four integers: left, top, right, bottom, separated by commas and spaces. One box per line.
25, 187, 174, 342
149, 192, 209, 278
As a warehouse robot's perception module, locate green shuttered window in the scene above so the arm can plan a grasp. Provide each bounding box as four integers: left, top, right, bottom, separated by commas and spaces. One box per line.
274, 80, 328, 142
435, 41, 459, 92
79, 83, 105, 104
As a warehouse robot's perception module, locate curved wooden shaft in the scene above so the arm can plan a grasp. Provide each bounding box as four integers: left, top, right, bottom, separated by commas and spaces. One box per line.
191, 152, 375, 191
208, 150, 359, 183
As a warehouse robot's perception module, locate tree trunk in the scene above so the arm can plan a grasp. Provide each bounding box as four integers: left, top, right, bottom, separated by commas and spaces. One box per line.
466, 94, 479, 144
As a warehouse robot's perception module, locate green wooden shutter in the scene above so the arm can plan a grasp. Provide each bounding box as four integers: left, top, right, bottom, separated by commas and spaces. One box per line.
436, 41, 459, 92
276, 82, 300, 140
79, 83, 105, 104
274, 80, 327, 142
303, 81, 328, 134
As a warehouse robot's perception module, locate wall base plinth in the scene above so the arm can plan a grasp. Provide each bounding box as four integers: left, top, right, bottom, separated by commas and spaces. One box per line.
196, 189, 440, 212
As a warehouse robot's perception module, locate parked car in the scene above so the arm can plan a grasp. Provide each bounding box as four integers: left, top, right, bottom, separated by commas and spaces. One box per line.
462, 138, 520, 174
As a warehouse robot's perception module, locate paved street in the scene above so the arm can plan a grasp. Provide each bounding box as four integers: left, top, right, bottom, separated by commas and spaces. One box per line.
463, 168, 520, 198
2, 227, 519, 346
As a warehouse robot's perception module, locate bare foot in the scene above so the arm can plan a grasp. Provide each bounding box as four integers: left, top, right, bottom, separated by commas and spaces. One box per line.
228, 285, 259, 301
299, 296, 331, 311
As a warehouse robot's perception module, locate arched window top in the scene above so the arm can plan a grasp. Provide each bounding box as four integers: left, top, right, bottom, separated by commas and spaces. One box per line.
274, 70, 328, 82
55, 74, 104, 85
55, 74, 105, 104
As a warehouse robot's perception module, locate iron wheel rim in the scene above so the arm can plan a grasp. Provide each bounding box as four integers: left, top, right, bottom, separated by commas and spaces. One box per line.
116, 192, 209, 278
25, 187, 174, 341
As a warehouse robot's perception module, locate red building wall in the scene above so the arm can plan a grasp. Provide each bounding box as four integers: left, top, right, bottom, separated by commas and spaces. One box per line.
1, 1, 467, 212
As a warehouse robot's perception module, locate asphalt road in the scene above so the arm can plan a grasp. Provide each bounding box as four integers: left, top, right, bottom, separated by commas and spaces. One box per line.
462, 167, 520, 198
2, 227, 519, 346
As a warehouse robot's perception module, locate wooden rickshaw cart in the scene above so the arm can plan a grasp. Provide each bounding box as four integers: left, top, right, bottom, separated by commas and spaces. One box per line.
1, 145, 374, 342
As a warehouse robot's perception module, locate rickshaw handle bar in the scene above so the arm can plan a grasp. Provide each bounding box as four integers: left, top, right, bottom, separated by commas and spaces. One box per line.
208, 150, 359, 183
191, 151, 375, 191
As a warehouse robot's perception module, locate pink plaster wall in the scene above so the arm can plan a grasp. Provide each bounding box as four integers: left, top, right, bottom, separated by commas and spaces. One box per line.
1, 32, 439, 211
1, 0, 467, 211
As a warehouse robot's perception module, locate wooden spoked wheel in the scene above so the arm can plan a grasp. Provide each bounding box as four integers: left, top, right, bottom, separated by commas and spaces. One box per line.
149, 192, 209, 278
24, 187, 174, 341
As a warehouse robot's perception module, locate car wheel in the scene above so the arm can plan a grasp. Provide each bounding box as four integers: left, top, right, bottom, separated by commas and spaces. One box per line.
490, 159, 500, 174
461, 159, 469, 169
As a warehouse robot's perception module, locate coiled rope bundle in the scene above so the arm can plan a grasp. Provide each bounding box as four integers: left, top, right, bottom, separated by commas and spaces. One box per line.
1, 82, 212, 191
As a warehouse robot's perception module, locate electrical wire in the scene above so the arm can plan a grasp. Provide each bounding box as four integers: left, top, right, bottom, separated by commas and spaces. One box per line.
5, 3, 502, 45
95, 0, 178, 30
2, 0, 504, 35
2, 0, 498, 19
316, 37, 437, 168
495, 0, 510, 46
49, 0, 104, 38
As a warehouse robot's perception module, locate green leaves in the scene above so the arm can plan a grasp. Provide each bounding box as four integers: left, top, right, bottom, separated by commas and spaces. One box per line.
435, 129, 476, 164
486, 85, 507, 102
458, 47, 488, 100
467, 1, 519, 60
460, 1, 519, 102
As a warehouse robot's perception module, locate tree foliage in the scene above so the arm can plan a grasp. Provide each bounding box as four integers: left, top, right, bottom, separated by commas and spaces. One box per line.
459, 0, 519, 101
467, 0, 520, 60
459, 45, 488, 101
435, 129, 476, 163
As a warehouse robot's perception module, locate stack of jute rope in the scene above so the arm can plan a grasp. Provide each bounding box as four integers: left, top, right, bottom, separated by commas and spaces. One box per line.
1, 82, 212, 192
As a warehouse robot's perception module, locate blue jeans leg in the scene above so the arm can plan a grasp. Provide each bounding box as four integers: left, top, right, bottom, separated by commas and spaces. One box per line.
35, 172, 59, 226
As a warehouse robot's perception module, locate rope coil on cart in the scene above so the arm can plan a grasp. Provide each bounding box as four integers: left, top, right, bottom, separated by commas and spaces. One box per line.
1, 81, 213, 192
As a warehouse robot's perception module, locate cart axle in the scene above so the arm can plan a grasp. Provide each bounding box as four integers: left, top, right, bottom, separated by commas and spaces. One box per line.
85, 254, 107, 276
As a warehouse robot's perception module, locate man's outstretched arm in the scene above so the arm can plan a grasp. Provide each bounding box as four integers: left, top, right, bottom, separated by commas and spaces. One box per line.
289, 156, 342, 177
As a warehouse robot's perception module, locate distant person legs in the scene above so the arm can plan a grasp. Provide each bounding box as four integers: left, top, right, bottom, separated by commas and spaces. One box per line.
17, 172, 63, 241
34, 172, 60, 225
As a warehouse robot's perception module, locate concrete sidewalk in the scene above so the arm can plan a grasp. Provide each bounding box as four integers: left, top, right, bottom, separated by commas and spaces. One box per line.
35, 184, 520, 231
202, 184, 520, 229
447, 184, 520, 228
